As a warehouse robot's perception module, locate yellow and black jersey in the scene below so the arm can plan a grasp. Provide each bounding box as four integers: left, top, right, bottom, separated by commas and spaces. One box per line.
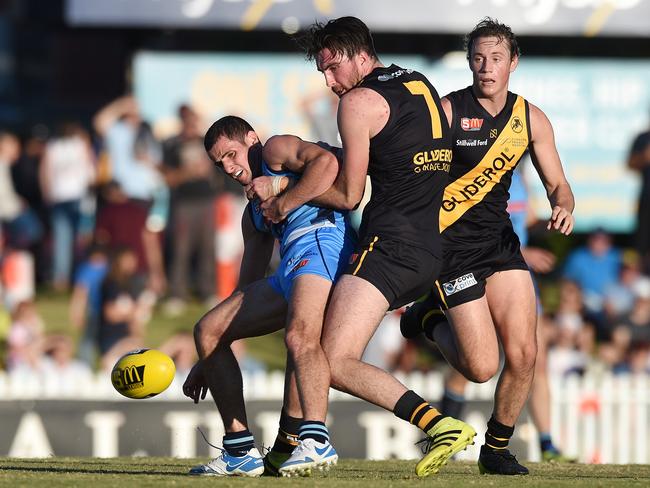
440, 86, 531, 248
354, 64, 452, 256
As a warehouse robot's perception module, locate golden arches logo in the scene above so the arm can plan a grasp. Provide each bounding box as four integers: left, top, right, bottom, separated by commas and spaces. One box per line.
117, 365, 146, 390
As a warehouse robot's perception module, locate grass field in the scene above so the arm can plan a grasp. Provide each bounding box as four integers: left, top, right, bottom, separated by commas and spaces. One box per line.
2, 458, 650, 487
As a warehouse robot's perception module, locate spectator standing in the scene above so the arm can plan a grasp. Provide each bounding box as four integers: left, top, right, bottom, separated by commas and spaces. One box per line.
627, 119, 650, 273
39, 122, 96, 291
95, 182, 149, 279
93, 97, 167, 295
11, 126, 49, 283
162, 105, 219, 314
93, 96, 161, 203
0, 132, 43, 250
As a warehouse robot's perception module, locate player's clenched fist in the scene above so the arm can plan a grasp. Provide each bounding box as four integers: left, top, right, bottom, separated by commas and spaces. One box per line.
246, 175, 286, 202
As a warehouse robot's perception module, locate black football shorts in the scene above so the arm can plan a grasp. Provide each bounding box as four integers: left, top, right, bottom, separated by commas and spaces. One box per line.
432, 231, 528, 310
345, 235, 441, 310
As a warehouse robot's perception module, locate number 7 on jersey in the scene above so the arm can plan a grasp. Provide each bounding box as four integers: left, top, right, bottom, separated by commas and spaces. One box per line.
403, 80, 443, 140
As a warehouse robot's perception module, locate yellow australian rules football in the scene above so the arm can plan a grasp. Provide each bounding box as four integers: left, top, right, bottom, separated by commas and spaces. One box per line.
111, 349, 176, 399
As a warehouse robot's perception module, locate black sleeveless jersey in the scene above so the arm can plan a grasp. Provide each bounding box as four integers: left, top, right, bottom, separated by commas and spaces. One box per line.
354, 64, 452, 255
440, 87, 531, 248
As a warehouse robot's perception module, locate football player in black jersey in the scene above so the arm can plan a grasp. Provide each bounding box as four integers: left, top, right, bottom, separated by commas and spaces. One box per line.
401, 18, 575, 475
264, 16, 476, 478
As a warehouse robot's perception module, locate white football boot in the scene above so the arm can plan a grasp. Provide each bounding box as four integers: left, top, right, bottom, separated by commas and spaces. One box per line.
278, 438, 338, 477
188, 447, 265, 477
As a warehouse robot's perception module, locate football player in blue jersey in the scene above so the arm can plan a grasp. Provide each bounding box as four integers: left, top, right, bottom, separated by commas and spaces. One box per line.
182, 115, 356, 477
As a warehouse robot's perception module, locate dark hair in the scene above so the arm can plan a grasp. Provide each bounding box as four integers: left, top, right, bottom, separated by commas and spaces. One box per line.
294, 16, 377, 62
107, 245, 138, 285
464, 17, 520, 60
203, 115, 254, 159
178, 104, 192, 118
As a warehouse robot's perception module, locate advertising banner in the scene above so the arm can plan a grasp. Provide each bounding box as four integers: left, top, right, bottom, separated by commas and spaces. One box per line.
0, 399, 513, 460
66, 0, 650, 37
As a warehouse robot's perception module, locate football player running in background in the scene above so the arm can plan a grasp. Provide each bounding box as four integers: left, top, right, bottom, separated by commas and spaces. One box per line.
420, 163, 574, 463
401, 18, 574, 475
182, 115, 356, 477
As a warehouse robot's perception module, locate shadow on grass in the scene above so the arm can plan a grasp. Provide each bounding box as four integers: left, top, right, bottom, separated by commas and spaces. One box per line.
0, 464, 186, 477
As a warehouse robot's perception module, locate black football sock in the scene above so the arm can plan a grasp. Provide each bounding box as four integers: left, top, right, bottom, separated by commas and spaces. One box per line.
484, 416, 514, 451
394, 390, 444, 433
272, 410, 301, 454
223, 430, 255, 457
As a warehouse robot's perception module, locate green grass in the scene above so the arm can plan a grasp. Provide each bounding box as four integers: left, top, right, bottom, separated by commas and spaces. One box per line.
1, 458, 650, 487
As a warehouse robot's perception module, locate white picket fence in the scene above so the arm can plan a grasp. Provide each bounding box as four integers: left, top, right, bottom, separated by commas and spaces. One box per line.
1, 370, 649, 463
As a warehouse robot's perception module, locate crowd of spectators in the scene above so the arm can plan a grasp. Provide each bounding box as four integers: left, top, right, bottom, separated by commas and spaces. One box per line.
0, 95, 649, 388
0, 96, 241, 378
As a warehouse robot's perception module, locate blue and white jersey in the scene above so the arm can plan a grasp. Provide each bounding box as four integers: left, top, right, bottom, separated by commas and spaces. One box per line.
248, 159, 352, 255
507, 168, 528, 247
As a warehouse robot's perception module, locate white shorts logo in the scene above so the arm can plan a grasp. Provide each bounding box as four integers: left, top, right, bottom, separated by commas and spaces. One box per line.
442, 273, 478, 296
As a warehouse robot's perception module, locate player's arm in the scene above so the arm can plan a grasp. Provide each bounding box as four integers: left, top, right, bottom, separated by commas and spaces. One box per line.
309, 88, 384, 210
440, 97, 454, 128
237, 204, 275, 288
251, 135, 339, 223
528, 103, 575, 235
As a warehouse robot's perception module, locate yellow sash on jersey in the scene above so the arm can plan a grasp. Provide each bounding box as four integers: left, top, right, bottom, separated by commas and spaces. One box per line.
439, 95, 529, 233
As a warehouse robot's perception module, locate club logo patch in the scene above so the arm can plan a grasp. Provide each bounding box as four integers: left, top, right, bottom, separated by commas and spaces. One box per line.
442, 273, 478, 296
511, 116, 523, 133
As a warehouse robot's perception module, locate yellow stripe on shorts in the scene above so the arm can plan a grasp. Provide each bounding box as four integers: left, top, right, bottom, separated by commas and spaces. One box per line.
353, 236, 379, 276
434, 280, 448, 309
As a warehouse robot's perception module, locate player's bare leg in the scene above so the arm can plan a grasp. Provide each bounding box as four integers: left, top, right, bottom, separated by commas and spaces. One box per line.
321, 276, 399, 408
279, 275, 338, 477
195, 280, 287, 430
321, 275, 475, 477
430, 270, 534, 474
486, 270, 537, 428
432, 298, 500, 383
187, 280, 287, 477
285, 274, 332, 421
476, 269, 536, 475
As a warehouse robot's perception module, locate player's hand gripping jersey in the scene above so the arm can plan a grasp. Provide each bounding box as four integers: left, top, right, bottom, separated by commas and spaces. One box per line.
248, 159, 356, 299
